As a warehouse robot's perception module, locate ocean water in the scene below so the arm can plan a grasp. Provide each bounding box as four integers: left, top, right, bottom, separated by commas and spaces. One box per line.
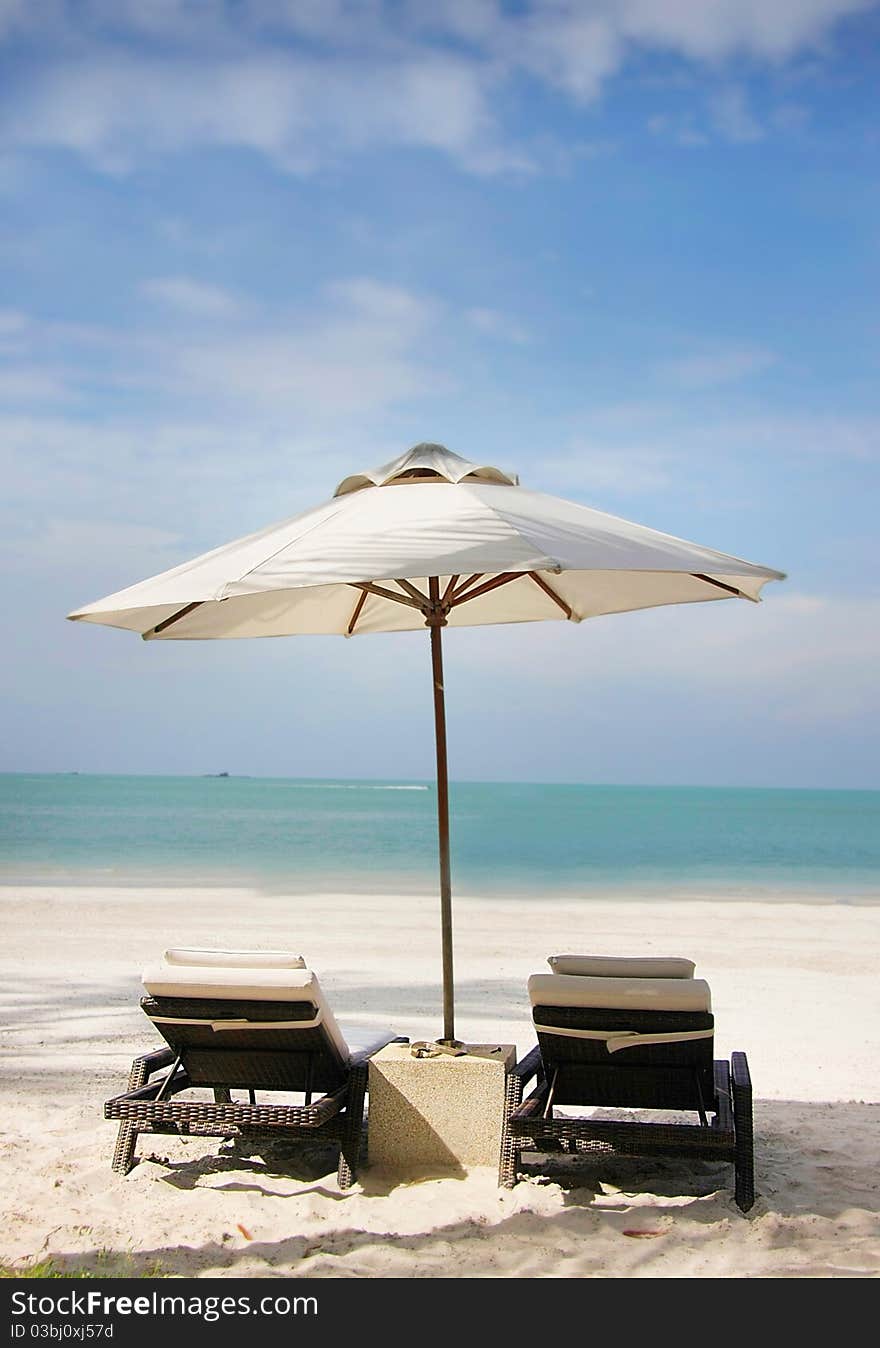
1, 774, 878, 901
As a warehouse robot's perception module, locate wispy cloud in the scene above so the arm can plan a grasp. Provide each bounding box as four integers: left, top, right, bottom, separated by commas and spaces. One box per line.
647, 114, 710, 148
0, 278, 453, 550
657, 345, 777, 388
0, 277, 448, 423
0, 49, 529, 176
159, 277, 448, 413
506, 396, 880, 510
0, 1, 870, 173
466, 307, 530, 345
709, 85, 765, 143
141, 276, 246, 318
0, 307, 29, 351
694, 410, 880, 461
536, 442, 677, 497
456, 591, 880, 728
0, 366, 79, 402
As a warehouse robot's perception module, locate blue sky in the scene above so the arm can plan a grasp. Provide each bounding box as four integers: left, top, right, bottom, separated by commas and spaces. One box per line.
1, 0, 878, 788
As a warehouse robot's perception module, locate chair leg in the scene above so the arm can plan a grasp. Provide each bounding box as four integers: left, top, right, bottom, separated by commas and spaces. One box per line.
498, 1066, 524, 1188
731, 1051, 755, 1213
111, 1056, 148, 1176
337, 1062, 368, 1189
112, 1122, 140, 1176
213, 1087, 232, 1103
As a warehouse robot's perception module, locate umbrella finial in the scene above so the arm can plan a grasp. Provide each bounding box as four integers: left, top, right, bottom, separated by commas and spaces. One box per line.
334, 444, 519, 496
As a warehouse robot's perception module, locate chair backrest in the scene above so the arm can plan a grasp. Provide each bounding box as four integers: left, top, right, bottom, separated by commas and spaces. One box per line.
529, 973, 715, 1111
140, 952, 351, 1092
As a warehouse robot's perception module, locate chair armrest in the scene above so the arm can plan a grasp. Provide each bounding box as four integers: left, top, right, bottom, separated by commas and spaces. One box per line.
108, 1069, 188, 1106
512, 1044, 543, 1085
509, 1079, 551, 1123
731, 1051, 752, 1093
134, 1047, 177, 1076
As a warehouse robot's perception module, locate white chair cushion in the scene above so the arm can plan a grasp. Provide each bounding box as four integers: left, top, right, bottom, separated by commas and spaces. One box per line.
164, 948, 306, 969
548, 954, 695, 979
529, 972, 711, 1013
141, 962, 350, 1061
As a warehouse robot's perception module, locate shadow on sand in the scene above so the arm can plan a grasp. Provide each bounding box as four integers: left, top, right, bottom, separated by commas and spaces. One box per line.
9, 1097, 876, 1278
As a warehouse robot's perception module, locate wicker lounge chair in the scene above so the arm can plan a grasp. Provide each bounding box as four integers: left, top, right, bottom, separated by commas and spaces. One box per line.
501, 956, 755, 1211
105, 948, 401, 1188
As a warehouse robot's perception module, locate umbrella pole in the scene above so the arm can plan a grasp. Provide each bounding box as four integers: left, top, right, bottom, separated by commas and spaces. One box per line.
427, 582, 458, 1046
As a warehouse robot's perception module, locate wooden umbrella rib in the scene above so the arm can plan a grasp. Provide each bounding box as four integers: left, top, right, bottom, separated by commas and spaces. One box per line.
349, 581, 422, 610
528, 571, 572, 618
691, 573, 753, 601
143, 601, 204, 639
441, 575, 460, 604
393, 578, 430, 606
346, 589, 368, 636
449, 573, 521, 608
450, 574, 484, 601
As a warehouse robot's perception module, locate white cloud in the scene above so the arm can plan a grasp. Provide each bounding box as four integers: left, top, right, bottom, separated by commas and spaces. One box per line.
0, 308, 117, 402
536, 442, 676, 496
17, 0, 869, 63
677, 127, 711, 147
454, 589, 880, 727
422, 1, 873, 70
0, 366, 78, 402
649, 85, 814, 147
156, 277, 448, 413
501, 11, 623, 103
647, 114, 709, 147
466, 307, 530, 344
141, 276, 245, 318
706, 411, 880, 461
709, 85, 765, 142
601, 401, 880, 465
500, 398, 880, 513
0, 277, 447, 423
0, 279, 452, 548
0, 49, 527, 176
328, 277, 438, 326
657, 345, 776, 388
643, 592, 880, 725
0, 307, 28, 351
611, 0, 873, 61
772, 102, 811, 132
0, 1, 871, 172
16, 518, 181, 562
0, 0, 27, 38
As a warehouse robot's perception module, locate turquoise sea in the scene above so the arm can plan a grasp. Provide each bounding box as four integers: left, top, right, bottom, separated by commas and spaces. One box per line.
0, 774, 878, 901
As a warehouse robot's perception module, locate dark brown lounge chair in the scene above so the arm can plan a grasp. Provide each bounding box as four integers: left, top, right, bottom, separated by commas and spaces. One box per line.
104, 948, 401, 1188
501, 962, 755, 1211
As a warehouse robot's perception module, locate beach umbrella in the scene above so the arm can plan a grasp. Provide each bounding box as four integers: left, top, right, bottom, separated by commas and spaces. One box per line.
68, 442, 784, 1044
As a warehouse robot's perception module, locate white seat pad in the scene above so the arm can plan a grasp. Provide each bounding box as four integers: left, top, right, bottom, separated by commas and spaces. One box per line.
340, 1025, 397, 1060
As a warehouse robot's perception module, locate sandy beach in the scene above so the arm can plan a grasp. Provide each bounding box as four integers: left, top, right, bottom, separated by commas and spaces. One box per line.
1, 884, 878, 1279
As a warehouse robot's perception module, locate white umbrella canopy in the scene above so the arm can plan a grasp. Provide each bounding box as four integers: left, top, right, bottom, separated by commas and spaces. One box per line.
68, 442, 782, 640
68, 443, 785, 1042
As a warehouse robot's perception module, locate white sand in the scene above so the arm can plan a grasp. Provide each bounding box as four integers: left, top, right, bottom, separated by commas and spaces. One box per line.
1, 885, 878, 1279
